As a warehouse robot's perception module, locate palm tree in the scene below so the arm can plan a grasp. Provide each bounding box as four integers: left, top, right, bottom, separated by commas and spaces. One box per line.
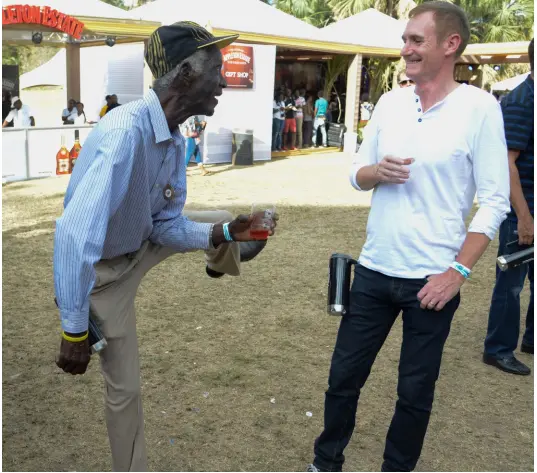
274, 0, 334, 26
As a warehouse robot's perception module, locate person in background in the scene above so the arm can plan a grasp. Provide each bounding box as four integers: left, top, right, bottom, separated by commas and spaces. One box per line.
398, 72, 415, 88
313, 90, 328, 148
294, 89, 306, 149
302, 95, 314, 148
106, 94, 121, 114
62, 98, 78, 125
74, 102, 87, 125
327, 95, 338, 123
99, 95, 112, 118
181, 115, 209, 176
2, 96, 35, 128
283, 88, 297, 150
359, 92, 374, 126
272, 92, 285, 152
483, 38, 534, 375
308, 2, 509, 471
2, 90, 13, 127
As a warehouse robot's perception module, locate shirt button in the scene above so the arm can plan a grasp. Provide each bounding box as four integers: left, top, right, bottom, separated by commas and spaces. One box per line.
418, 118, 422, 123
415, 98, 419, 102
418, 108, 422, 112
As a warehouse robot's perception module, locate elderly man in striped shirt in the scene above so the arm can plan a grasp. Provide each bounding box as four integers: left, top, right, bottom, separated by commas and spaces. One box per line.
54, 22, 275, 471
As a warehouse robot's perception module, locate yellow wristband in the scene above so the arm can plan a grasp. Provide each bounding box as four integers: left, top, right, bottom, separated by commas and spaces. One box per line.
62, 331, 88, 343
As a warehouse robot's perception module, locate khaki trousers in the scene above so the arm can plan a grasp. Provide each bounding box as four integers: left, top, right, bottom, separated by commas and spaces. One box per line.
295, 116, 303, 148
90, 210, 240, 471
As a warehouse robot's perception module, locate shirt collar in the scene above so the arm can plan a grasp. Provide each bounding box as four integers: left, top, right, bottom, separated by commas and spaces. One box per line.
144, 89, 172, 144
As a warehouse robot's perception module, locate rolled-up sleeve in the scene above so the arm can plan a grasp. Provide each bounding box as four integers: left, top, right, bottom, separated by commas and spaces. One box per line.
349, 95, 384, 191
467, 99, 510, 240
54, 129, 135, 333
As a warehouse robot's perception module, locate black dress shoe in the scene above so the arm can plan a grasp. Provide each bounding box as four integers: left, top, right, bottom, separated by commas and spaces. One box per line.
206, 266, 225, 278
521, 342, 534, 354
206, 240, 268, 278
483, 353, 531, 375
239, 240, 267, 262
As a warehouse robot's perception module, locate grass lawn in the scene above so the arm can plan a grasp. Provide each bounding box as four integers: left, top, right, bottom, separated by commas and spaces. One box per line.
2, 153, 533, 471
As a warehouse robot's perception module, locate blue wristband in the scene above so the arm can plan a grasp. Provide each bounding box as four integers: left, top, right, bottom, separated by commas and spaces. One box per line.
222, 222, 234, 242
450, 261, 471, 279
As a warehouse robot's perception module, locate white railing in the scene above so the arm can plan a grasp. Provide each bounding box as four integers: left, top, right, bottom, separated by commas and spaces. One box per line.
2, 125, 95, 183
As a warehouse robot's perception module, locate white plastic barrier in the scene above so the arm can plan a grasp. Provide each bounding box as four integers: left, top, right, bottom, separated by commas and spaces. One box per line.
2, 125, 94, 183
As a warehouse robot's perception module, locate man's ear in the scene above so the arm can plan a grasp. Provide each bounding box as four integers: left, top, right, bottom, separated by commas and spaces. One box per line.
444, 33, 461, 58
170, 60, 195, 89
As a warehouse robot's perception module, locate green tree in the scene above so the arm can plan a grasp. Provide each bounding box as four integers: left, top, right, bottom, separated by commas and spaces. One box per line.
274, 0, 334, 26
2, 44, 58, 75
100, 0, 128, 10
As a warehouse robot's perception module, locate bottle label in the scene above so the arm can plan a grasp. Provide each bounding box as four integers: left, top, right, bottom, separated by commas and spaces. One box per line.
59, 159, 70, 172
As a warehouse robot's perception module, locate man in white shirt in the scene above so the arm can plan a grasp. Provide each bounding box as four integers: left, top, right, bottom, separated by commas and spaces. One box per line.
2, 96, 35, 128
62, 98, 78, 125
308, 2, 509, 472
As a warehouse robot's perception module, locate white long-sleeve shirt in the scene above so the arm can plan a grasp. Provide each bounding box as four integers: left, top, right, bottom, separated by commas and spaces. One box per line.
350, 84, 510, 279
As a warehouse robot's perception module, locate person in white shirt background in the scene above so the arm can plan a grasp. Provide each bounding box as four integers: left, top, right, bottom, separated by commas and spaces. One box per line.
2, 96, 35, 128
308, 2, 509, 472
73, 102, 87, 125
272, 92, 285, 151
62, 98, 78, 125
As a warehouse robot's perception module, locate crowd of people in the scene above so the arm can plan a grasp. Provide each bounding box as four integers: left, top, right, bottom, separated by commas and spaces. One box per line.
272, 86, 336, 151
1, 91, 122, 128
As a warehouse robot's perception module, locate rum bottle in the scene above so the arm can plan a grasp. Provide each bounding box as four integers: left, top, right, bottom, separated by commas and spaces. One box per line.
56, 134, 71, 175
69, 130, 82, 170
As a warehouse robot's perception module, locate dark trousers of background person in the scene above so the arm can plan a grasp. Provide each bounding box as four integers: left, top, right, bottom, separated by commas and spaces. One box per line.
272, 118, 284, 151
485, 218, 534, 356
303, 119, 313, 147
314, 264, 460, 472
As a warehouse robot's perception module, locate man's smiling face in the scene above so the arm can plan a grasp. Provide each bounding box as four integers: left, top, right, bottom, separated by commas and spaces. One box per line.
401, 12, 446, 83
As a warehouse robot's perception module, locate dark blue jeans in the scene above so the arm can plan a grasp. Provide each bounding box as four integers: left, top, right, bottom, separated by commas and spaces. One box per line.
314, 264, 460, 472
272, 118, 284, 150
484, 218, 534, 357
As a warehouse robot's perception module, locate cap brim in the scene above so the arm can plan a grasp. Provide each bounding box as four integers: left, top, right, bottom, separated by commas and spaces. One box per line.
198, 34, 239, 50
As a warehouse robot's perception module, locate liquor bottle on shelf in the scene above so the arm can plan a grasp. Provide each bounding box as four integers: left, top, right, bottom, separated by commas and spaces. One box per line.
56, 134, 71, 175
69, 130, 82, 170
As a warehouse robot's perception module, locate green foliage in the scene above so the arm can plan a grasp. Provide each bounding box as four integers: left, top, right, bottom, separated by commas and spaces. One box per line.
274, 0, 334, 26
100, 0, 128, 9
323, 55, 352, 98
2, 44, 58, 75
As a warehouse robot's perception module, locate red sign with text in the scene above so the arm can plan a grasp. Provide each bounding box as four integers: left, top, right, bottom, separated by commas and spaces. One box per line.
2, 5, 85, 40
221, 45, 254, 89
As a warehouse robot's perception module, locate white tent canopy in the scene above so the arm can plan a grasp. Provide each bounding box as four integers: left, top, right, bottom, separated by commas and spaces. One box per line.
20, 49, 66, 89
491, 72, 530, 91
131, 0, 322, 42
320, 8, 406, 50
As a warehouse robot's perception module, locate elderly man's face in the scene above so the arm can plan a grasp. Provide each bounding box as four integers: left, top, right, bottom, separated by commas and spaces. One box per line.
172, 46, 226, 117
68, 99, 76, 109
401, 12, 448, 83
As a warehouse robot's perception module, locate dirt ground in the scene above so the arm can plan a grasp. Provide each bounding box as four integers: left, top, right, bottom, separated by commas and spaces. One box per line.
2, 153, 533, 472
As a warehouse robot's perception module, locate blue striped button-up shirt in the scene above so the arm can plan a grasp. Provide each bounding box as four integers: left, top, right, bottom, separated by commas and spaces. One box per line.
54, 90, 213, 333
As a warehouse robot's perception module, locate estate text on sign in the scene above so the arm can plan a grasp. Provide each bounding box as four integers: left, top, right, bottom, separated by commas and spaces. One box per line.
221, 45, 254, 89
2, 5, 85, 40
